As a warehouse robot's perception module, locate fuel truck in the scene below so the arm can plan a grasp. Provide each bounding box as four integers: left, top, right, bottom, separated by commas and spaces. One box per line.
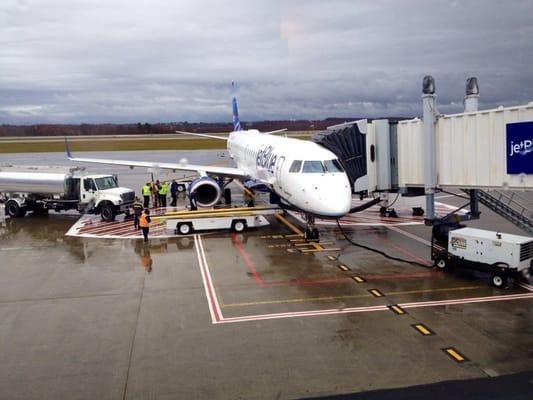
0, 165, 135, 222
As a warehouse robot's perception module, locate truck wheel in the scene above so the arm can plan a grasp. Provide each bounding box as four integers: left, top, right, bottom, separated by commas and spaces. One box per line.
6, 200, 26, 218
490, 274, 507, 288
100, 204, 116, 222
177, 184, 185, 193
435, 258, 448, 271
232, 219, 247, 233
177, 222, 193, 235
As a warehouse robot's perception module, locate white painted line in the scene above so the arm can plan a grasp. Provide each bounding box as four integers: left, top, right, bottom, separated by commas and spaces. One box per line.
386, 225, 432, 247
400, 292, 533, 309
519, 283, 533, 292
194, 235, 220, 323
197, 235, 224, 321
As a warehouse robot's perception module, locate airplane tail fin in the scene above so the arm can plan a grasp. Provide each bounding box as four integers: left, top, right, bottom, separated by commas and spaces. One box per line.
232, 96, 242, 131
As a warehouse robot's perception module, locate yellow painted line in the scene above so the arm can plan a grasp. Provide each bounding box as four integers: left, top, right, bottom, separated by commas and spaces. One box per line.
338, 264, 350, 272
327, 255, 338, 261
284, 234, 302, 238
289, 239, 306, 243
412, 324, 433, 335
369, 289, 384, 297
386, 285, 484, 297
352, 276, 366, 283
220, 285, 487, 308
220, 292, 372, 308
442, 348, 468, 362
275, 214, 304, 236
294, 242, 333, 247
389, 305, 407, 315
271, 235, 285, 239
300, 247, 341, 253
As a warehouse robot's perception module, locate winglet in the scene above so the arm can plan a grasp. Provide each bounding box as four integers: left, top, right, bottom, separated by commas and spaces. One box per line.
64, 137, 72, 159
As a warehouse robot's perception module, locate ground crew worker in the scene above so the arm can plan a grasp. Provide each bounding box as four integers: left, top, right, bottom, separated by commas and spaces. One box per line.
158, 181, 168, 208
139, 209, 151, 242
153, 180, 161, 208
132, 197, 144, 230
142, 182, 152, 208
189, 189, 198, 211
170, 180, 179, 207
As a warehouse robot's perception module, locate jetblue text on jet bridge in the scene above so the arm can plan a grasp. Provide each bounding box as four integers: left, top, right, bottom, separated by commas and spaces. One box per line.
506, 121, 533, 174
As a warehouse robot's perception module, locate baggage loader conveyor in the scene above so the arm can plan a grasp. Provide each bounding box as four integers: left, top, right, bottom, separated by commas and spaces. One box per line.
151, 205, 282, 235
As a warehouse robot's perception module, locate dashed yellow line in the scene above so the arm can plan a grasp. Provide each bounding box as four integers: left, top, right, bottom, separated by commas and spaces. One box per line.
327, 255, 338, 261
338, 264, 350, 272
352, 276, 366, 283
389, 305, 407, 315
219, 285, 485, 308
369, 289, 384, 297
442, 347, 468, 362
413, 324, 433, 335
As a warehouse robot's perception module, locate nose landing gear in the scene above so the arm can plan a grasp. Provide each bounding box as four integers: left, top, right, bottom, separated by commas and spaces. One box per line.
304, 215, 319, 241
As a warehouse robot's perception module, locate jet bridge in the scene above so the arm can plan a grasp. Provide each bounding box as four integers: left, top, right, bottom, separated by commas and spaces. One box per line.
315, 76, 533, 233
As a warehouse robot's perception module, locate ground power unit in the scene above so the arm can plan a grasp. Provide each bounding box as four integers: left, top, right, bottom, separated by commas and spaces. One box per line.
432, 227, 533, 287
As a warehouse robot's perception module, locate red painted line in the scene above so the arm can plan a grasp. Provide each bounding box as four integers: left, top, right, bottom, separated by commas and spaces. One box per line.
265, 277, 353, 287
231, 233, 265, 288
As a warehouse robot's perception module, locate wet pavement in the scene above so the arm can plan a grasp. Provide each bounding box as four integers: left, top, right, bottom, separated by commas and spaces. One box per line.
0, 151, 532, 399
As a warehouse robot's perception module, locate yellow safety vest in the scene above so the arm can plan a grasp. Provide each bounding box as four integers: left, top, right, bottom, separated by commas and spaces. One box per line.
139, 213, 150, 228
142, 185, 151, 196
159, 183, 168, 195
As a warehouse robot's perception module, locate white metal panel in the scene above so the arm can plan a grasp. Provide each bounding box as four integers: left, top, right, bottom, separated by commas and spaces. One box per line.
364, 121, 377, 193
397, 103, 533, 189
397, 118, 424, 186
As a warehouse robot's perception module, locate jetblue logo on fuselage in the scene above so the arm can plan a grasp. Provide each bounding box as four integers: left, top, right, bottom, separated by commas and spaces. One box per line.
506, 121, 533, 174
256, 145, 278, 172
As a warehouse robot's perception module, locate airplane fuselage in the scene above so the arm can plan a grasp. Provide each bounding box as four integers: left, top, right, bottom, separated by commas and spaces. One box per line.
227, 130, 352, 218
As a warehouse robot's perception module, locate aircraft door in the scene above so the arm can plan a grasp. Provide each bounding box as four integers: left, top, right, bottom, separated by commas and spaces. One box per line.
275, 156, 285, 189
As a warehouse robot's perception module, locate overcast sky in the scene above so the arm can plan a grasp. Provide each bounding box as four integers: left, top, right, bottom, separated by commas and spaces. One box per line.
1, 0, 532, 124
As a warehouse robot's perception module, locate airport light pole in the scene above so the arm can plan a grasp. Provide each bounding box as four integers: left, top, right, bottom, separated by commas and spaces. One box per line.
464, 77, 481, 218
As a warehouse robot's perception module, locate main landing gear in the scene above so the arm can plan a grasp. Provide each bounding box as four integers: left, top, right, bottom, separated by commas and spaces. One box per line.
304, 214, 319, 241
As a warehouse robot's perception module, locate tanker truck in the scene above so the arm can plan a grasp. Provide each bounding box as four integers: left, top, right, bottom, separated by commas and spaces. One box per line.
0, 165, 135, 222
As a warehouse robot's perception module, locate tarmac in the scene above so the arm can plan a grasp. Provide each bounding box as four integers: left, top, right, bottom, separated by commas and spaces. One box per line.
0, 150, 532, 399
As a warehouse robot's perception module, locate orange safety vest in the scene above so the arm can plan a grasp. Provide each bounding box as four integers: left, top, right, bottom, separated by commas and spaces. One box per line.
139, 213, 150, 228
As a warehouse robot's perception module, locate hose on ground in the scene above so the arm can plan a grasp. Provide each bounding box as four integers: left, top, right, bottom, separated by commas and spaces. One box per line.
335, 219, 433, 269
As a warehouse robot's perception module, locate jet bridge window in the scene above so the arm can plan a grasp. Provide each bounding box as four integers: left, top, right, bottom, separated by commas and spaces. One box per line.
289, 160, 302, 173
323, 159, 344, 173
302, 161, 325, 173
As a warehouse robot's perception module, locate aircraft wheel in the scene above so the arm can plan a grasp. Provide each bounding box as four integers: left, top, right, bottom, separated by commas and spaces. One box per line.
177, 184, 186, 192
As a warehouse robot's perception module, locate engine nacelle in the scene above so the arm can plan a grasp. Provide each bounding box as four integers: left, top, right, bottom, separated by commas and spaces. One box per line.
188, 176, 222, 208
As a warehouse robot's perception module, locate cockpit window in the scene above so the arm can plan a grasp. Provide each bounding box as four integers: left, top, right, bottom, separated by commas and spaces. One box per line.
289, 160, 302, 173
302, 161, 325, 173
323, 159, 344, 173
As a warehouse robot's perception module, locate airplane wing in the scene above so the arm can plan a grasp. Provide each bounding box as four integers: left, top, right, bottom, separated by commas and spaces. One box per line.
65, 139, 247, 179
175, 131, 229, 140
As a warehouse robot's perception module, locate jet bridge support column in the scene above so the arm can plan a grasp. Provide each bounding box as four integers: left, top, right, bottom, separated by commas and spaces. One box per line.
465, 77, 481, 218
422, 76, 437, 223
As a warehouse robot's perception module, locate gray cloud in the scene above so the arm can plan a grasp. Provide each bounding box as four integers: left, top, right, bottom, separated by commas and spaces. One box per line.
1, 0, 532, 124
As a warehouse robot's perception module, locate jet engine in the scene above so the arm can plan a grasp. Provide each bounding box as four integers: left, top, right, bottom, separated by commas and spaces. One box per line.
188, 176, 222, 208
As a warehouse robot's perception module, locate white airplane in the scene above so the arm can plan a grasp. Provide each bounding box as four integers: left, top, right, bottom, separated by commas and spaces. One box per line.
66, 95, 352, 239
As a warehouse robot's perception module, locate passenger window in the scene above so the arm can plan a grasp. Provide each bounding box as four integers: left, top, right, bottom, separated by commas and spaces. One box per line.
289, 160, 302, 173
302, 161, 325, 173
324, 159, 344, 173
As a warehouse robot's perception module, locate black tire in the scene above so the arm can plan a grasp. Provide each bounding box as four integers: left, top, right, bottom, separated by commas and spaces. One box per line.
435, 258, 448, 271
6, 200, 26, 218
412, 207, 424, 216
177, 222, 193, 235
224, 188, 232, 204
490, 273, 507, 288
232, 219, 247, 233
100, 203, 116, 222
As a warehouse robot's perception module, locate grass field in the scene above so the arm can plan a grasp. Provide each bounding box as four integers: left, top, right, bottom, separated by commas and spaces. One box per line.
0, 134, 312, 153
